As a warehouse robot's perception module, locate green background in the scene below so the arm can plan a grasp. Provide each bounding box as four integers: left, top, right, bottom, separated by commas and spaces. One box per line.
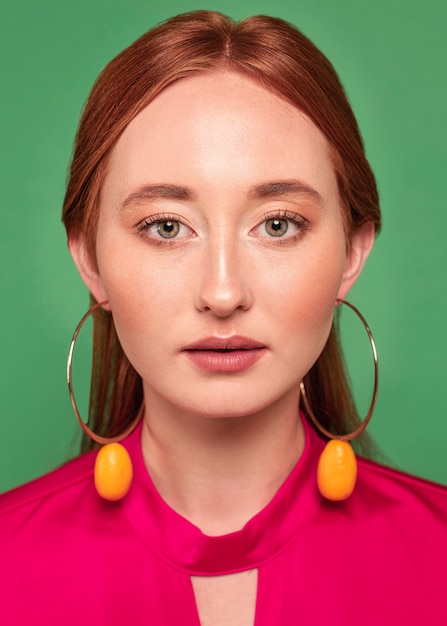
1, 0, 445, 493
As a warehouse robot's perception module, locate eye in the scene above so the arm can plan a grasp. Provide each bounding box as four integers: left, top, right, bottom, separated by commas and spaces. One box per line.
155, 220, 180, 239
252, 211, 309, 242
264, 218, 290, 237
136, 214, 193, 243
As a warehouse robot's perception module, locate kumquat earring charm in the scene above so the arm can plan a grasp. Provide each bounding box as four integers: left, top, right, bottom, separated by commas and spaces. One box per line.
67, 301, 142, 501
300, 299, 379, 501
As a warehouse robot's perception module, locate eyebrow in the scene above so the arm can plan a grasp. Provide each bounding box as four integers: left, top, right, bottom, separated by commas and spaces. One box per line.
120, 184, 196, 211
120, 179, 322, 212
248, 180, 322, 203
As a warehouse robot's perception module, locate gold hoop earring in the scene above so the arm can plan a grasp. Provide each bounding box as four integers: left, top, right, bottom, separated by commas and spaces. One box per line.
300, 299, 378, 501
67, 301, 142, 501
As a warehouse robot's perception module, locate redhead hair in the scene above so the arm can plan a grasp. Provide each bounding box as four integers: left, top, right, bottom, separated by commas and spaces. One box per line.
62, 10, 381, 453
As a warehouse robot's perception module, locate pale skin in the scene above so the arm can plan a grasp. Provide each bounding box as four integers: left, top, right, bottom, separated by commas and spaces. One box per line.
70, 72, 374, 625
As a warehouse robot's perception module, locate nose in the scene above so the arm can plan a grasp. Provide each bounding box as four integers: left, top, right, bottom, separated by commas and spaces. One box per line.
194, 237, 253, 317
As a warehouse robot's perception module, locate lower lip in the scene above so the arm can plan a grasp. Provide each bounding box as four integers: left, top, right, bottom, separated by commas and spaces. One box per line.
184, 348, 266, 373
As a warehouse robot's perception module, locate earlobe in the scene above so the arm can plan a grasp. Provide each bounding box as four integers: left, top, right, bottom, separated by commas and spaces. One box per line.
68, 233, 110, 309
337, 222, 375, 301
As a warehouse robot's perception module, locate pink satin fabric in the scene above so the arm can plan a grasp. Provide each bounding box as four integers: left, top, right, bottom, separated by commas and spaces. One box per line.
1, 417, 446, 625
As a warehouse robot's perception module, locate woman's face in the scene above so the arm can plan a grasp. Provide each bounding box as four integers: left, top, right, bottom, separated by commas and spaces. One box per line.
73, 72, 372, 418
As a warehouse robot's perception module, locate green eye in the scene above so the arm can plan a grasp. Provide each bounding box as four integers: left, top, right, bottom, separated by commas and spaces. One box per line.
156, 220, 180, 238
265, 218, 289, 237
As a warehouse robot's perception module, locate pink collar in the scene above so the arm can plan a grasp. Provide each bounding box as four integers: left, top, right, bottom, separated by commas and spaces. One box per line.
120, 415, 323, 575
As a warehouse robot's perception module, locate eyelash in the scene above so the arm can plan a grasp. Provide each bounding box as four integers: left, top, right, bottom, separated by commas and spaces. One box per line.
136, 213, 192, 246
135, 210, 310, 245
253, 210, 310, 244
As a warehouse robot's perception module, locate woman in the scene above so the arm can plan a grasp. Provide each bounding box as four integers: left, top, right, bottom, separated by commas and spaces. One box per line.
1, 11, 446, 625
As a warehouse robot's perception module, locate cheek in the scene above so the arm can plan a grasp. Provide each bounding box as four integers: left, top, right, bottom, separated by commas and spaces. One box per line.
95, 238, 190, 369
97, 222, 177, 308
266, 239, 346, 364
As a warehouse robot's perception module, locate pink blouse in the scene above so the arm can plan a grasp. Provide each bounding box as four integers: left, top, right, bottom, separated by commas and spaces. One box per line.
1, 417, 446, 625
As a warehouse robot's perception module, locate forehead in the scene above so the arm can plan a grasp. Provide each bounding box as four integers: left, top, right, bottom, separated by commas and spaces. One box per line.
104, 71, 337, 202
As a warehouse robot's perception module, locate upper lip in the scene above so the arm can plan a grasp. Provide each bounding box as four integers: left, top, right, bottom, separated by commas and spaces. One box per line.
182, 335, 266, 351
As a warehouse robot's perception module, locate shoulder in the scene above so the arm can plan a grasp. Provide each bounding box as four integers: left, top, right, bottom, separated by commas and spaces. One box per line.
357, 455, 447, 506
0, 426, 144, 543
0, 451, 96, 529
351, 455, 447, 535
309, 442, 447, 551
0, 449, 130, 583
304, 416, 447, 516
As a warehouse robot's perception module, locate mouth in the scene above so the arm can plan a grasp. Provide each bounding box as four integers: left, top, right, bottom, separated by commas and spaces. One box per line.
182, 336, 267, 373
183, 335, 266, 351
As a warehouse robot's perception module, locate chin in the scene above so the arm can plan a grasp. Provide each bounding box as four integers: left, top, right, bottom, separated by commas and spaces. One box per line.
178, 385, 290, 420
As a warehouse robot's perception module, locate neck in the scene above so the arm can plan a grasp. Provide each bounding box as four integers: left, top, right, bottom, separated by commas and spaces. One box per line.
141, 388, 305, 536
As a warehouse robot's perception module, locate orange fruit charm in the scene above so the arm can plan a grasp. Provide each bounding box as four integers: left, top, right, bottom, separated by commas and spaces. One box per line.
94, 443, 133, 501
317, 439, 357, 501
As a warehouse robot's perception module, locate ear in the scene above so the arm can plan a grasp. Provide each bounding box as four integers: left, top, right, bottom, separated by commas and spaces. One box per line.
337, 222, 375, 301
68, 233, 111, 310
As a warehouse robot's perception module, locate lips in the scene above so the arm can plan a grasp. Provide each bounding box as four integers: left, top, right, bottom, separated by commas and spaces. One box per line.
182, 336, 267, 373
183, 335, 266, 351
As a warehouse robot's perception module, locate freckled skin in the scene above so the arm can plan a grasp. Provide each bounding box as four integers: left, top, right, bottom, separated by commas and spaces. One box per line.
73, 72, 371, 422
